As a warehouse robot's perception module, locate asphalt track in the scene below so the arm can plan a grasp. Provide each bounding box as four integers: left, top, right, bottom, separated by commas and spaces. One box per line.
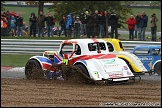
1, 66, 161, 81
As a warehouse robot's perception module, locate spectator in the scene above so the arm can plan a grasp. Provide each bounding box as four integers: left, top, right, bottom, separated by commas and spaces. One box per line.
138, 11, 148, 40
45, 12, 55, 37
94, 10, 100, 37
38, 11, 46, 37
109, 12, 119, 39
10, 15, 16, 36
98, 12, 105, 38
22, 22, 28, 36
16, 14, 23, 37
74, 16, 82, 38
126, 15, 136, 40
1, 16, 4, 36
86, 11, 95, 38
80, 11, 87, 37
5, 11, 11, 36
66, 14, 73, 37
58, 15, 67, 37
29, 12, 37, 37
150, 13, 158, 41
134, 12, 141, 38
1, 14, 8, 36
104, 10, 109, 37
71, 14, 75, 37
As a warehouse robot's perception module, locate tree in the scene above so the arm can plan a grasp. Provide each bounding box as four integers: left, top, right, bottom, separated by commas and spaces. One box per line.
49, 1, 133, 30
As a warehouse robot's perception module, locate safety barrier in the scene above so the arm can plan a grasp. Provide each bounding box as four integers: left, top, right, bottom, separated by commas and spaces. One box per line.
1, 39, 161, 54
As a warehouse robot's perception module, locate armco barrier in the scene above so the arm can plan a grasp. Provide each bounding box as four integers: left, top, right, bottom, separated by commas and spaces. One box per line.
1, 39, 161, 54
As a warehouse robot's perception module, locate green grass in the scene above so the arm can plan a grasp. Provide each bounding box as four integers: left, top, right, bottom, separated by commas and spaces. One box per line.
2, 5, 161, 32
1, 54, 38, 67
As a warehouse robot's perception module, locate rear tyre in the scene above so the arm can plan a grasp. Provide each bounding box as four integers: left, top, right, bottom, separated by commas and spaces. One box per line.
154, 62, 161, 76
25, 59, 44, 79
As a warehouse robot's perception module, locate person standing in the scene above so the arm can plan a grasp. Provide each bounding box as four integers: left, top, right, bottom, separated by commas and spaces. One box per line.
150, 13, 158, 41
138, 11, 148, 41
109, 12, 119, 39
1, 16, 3, 36
126, 15, 136, 40
29, 12, 37, 37
66, 14, 73, 37
58, 15, 67, 37
16, 14, 23, 37
94, 10, 100, 37
5, 11, 11, 36
74, 16, 82, 38
98, 12, 105, 38
38, 11, 46, 37
134, 12, 141, 38
79, 11, 87, 37
1, 14, 8, 36
10, 15, 16, 36
45, 12, 55, 37
86, 11, 95, 38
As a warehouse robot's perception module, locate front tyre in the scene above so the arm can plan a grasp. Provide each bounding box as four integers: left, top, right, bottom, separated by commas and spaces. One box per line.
76, 64, 90, 77
154, 62, 161, 76
25, 59, 44, 79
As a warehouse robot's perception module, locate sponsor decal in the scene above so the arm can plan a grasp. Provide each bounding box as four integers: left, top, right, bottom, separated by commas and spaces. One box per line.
109, 73, 124, 78
104, 64, 119, 68
127, 71, 132, 75
102, 59, 115, 64
123, 66, 128, 70
139, 56, 153, 61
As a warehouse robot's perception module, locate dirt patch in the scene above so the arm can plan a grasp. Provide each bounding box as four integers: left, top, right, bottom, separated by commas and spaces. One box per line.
1, 78, 161, 107
1, 64, 161, 107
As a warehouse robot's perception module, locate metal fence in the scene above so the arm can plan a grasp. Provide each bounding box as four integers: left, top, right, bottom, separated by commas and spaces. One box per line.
1, 39, 161, 54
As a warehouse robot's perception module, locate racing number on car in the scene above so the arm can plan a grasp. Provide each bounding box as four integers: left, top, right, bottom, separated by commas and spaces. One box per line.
94, 71, 99, 78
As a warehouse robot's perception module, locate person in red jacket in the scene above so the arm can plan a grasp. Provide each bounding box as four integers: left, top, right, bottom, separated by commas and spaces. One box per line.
126, 15, 136, 40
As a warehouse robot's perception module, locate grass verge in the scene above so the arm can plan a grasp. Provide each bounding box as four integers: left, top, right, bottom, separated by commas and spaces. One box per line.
1, 54, 38, 67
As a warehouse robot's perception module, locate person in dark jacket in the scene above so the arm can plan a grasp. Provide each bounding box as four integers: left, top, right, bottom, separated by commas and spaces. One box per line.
109, 12, 119, 39
150, 13, 158, 41
45, 12, 55, 37
16, 14, 23, 37
126, 15, 136, 40
86, 11, 95, 38
5, 11, 11, 36
138, 11, 148, 40
38, 11, 46, 37
134, 12, 141, 38
79, 11, 87, 36
29, 12, 37, 37
98, 12, 105, 38
58, 15, 67, 37
94, 10, 100, 37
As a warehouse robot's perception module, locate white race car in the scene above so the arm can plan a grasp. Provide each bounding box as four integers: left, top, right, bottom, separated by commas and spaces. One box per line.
25, 39, 139, 84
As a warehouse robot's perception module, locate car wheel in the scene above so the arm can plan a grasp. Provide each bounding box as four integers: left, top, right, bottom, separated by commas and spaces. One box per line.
25, 59, 44, 79
76, 64, 90, 77
120, 58, 134, 73
154, 62, 161, 76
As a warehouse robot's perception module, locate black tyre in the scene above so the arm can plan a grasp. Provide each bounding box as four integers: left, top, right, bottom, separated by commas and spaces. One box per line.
76, 64, 90, 77
119, 58, 134, 73
154, 62, 161, 76
25, 59, 44, 79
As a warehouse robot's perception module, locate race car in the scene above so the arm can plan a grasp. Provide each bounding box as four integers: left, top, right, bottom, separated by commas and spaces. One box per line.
132, 45, 161, 76
102, 38, 148, 75
25, 39, 138, 84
